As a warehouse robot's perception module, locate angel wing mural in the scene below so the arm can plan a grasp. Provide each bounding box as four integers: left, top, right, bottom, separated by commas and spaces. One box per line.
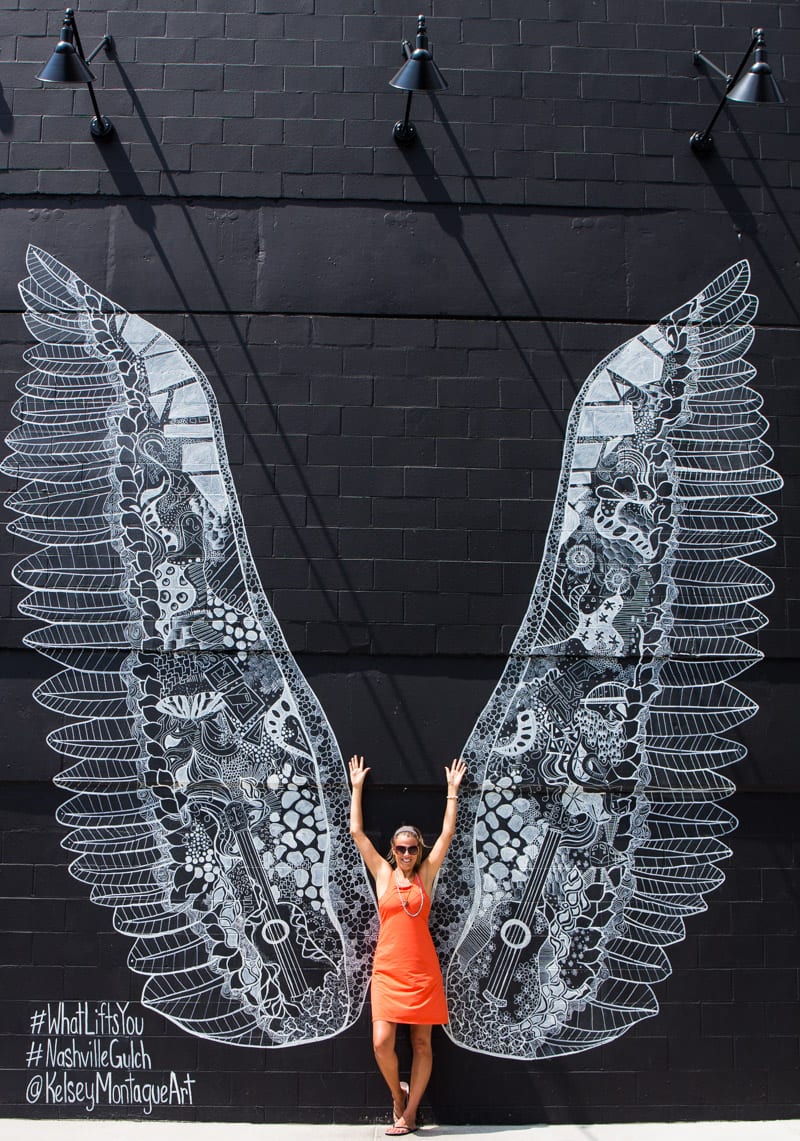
3, 246, 377, 1047
4, 249, 778, 1061
431, 261, 780, 1058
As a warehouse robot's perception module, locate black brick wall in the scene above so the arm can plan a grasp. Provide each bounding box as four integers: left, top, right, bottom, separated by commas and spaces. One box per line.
0, 0, 797, 1126
1, 0, 798, 202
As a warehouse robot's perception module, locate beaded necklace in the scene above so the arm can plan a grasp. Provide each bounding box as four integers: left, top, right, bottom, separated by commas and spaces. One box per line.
395, 870, 424, 918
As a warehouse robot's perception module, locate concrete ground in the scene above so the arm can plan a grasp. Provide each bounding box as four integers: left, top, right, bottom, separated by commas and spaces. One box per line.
3, 1119, 799, 1140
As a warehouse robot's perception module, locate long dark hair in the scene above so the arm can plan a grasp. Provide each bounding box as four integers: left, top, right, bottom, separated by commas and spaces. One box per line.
387, 825, 426, 872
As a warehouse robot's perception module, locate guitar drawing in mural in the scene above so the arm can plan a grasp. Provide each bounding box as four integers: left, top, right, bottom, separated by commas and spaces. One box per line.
4, 248, 779, 1058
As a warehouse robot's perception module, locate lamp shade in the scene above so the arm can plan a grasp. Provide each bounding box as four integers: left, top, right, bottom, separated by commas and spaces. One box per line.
37, 39, 96, 85
728, 31, 785, 105
390, 50, 447, 93
728, 60, 785, 104
390, 15, 447, 93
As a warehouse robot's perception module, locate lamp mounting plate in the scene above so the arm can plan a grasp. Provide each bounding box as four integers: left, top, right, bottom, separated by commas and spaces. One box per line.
90, 115, 113, 140
689, 130, 714, 153
393, 120, 417, 147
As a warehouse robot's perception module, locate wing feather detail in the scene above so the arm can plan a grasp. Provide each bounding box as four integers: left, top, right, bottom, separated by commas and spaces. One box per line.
433, 261, 780, 1059
5, 246, 377, 1048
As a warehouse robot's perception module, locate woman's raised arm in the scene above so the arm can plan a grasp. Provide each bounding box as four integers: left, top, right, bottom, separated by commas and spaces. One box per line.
422, 757, 467, 885
348, 754, 388, 881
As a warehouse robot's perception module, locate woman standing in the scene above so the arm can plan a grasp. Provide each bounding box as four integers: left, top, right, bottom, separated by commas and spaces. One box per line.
348, 753, 467, 1136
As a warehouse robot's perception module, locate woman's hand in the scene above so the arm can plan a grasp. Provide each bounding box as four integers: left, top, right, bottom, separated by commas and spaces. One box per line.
445, 756, 467, 793
349, 754, 370, 789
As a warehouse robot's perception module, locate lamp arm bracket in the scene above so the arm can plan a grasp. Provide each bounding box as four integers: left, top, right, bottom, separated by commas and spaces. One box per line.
694, 31, 760, 92
693, 50, 731, 85
400, 39, 412, 61
85, 34, 114, 65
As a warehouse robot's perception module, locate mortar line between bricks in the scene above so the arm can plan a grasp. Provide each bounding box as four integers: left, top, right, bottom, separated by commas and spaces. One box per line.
0, 308, 794, 331
0, 193, 687, 219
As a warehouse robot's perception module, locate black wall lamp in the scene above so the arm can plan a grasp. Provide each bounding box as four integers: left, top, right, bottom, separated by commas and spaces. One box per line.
691, 27, 785, 153
389, 14, 447, 147
37, 7, 115, 139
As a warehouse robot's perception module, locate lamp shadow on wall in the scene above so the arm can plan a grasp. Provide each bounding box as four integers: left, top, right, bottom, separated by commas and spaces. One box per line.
694, 125, 800, 323
0, 82, 12, 135
399, 96, 577, 439
97, 61, 437, 771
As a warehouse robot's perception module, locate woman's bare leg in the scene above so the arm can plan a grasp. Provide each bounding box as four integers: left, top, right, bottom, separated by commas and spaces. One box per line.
401, 1024, 433, 1128
372, 1020, 407, 1122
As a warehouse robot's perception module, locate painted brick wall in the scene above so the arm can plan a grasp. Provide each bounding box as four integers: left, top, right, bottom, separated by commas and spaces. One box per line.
0, 1, 798, 204
0, 0, 797, 1126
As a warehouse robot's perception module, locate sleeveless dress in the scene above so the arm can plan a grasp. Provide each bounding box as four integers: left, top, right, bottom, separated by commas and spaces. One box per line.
370, 873, 448, 1024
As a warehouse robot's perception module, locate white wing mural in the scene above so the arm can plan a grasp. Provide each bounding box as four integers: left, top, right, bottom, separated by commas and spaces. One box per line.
4, 246, 377, 1047
431, 262, 780, 1058
4, 250, 779, 1061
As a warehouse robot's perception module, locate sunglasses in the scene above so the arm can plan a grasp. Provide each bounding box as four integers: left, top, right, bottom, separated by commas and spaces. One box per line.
394, 845, 419, 855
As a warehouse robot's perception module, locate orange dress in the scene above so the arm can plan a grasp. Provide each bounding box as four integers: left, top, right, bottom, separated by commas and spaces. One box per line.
371, 873, 448, 1025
